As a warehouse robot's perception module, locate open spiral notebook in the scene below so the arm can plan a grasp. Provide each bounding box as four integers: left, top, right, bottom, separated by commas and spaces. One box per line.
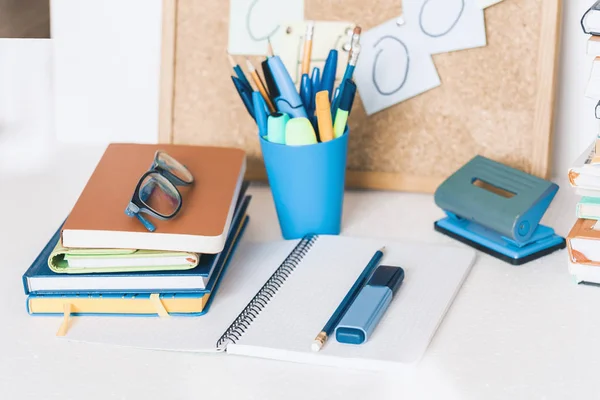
63, 235, 476, 371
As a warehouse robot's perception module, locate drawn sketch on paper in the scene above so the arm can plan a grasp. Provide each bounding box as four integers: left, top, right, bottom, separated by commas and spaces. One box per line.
270, 21, 354, 84
228, 0, 304, 55
354, 18, 440, 116
403, 0, 486, 54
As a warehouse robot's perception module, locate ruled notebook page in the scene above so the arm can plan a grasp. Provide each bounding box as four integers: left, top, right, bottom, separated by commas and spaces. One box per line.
228, 236, 476, 370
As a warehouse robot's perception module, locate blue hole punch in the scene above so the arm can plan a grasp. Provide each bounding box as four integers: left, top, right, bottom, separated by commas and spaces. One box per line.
433, 155, 566, 265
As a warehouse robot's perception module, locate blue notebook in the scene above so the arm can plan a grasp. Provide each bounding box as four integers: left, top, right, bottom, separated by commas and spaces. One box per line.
22, 194, 250, 294
26, 215, 249, 317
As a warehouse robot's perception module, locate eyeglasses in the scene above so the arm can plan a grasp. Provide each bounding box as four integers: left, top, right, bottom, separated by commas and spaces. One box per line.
125, 151, 194, 232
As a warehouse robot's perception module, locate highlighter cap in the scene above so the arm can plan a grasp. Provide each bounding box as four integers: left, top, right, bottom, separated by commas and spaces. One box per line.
284, 117, 317, 146
335, 285, 392, 345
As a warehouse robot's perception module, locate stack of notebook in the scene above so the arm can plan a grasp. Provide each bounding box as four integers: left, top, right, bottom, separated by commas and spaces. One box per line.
564, 9, 600, 284
567, 138, 600, 283
22, 143, 250, 328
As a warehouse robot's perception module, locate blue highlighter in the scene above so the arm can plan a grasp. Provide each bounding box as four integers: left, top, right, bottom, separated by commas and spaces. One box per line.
335, 265, 405, 345
266, 55, 308, 119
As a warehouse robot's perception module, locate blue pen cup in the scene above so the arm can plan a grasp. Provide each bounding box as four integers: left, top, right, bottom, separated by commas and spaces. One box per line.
259, 129, 349, 240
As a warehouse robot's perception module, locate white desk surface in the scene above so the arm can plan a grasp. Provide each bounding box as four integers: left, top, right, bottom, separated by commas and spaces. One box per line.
1, 143, 599, 400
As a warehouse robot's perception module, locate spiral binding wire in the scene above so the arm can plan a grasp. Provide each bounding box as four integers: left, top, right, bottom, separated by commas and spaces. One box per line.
216, 234, 319, 351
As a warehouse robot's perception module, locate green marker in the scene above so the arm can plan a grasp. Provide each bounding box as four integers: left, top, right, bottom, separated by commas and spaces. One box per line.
285, 117, 318, 146
333, 80, 356, 139
267, 112, 290, 144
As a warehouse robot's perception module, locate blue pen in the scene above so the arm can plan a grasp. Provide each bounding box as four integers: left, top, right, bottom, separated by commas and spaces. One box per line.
320, 50, 338, 102
300, 74, 312, 113
253, 91, 268, 137
266, 56, 307, 118
312, 246, 385, 352
309, 67, 320, 117
231, 76, 255, 120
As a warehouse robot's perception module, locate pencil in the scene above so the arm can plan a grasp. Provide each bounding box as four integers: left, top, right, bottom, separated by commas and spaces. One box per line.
267, 38, 275, 58
348, 26, 362, 63
245, 58, 276, 113
311, 246, 385, 352
301, 21, 315, 75
227, 52, 252, 91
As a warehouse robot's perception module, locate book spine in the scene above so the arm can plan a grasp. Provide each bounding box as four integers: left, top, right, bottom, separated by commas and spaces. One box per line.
215, 235, 319, 351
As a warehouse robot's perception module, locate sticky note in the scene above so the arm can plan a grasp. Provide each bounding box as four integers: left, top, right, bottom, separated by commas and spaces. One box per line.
353, 17, 441, 116
228, 0, 304, 55
475, 0, 504, 9
402, 0, 487, 55
270, 20, 355, 85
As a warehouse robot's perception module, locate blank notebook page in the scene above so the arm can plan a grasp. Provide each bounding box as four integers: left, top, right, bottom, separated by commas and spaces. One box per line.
64, 240, 300, 351
227, 236, 476, 370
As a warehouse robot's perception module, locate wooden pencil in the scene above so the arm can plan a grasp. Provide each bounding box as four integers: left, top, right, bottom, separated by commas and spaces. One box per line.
245, 58, 276, 113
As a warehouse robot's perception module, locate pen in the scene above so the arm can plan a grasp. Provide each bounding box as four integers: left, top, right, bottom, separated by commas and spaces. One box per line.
266, 55, 308, 118
253, 91, 268, 137
315, 90, 334, 142
231, 76, 255, 120
320, 50, 338, 102
246, 58, 277, 113
227, 52, 252, 92
309, 67, 321, 117
333, 80, 356, 138
312, 246, 385, 352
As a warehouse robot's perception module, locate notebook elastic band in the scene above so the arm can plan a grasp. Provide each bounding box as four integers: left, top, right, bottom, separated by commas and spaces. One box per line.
150, 293, 170, 317
216, 235, 318, 350
56, 303, 73, 336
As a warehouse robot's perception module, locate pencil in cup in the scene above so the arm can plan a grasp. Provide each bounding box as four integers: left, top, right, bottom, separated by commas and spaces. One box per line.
245, 58, 276, 113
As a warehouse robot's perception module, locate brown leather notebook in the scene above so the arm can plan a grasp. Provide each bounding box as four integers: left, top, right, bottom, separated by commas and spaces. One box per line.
566, 218, 600, 266
61, 143, 246, 253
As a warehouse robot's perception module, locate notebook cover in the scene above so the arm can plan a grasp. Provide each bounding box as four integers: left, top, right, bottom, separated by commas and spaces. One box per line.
566, 218, 600, 265
61, 143, 246, 253
26, 216, 249, 317
22, 195, 250, 295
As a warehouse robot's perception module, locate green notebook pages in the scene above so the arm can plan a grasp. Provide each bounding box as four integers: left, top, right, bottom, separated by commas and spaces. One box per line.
49, 238, 199, 274
576, 196, 600, 220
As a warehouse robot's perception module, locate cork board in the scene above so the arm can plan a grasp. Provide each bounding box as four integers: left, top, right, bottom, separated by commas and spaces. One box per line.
158, 0, 562, 193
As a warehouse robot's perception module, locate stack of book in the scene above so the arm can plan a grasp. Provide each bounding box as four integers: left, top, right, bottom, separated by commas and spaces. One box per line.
566, 5, 600, 284
22, 143, 249, 333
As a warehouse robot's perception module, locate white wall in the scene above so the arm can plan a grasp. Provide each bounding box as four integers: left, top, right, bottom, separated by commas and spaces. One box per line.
554, 0, 599, 176
0, 39, 54, 174
0, 1, 593, 178
50, 0, 163, 144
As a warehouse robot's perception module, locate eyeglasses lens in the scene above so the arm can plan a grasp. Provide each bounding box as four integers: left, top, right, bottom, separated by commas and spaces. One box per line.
156, 152, 193, 184
139, 173, 181, 217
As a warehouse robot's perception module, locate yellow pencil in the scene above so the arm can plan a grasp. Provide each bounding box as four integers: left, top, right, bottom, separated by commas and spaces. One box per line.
245, 58, 276, 113
301, 21, 315, 75
315, 90, 334, 142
